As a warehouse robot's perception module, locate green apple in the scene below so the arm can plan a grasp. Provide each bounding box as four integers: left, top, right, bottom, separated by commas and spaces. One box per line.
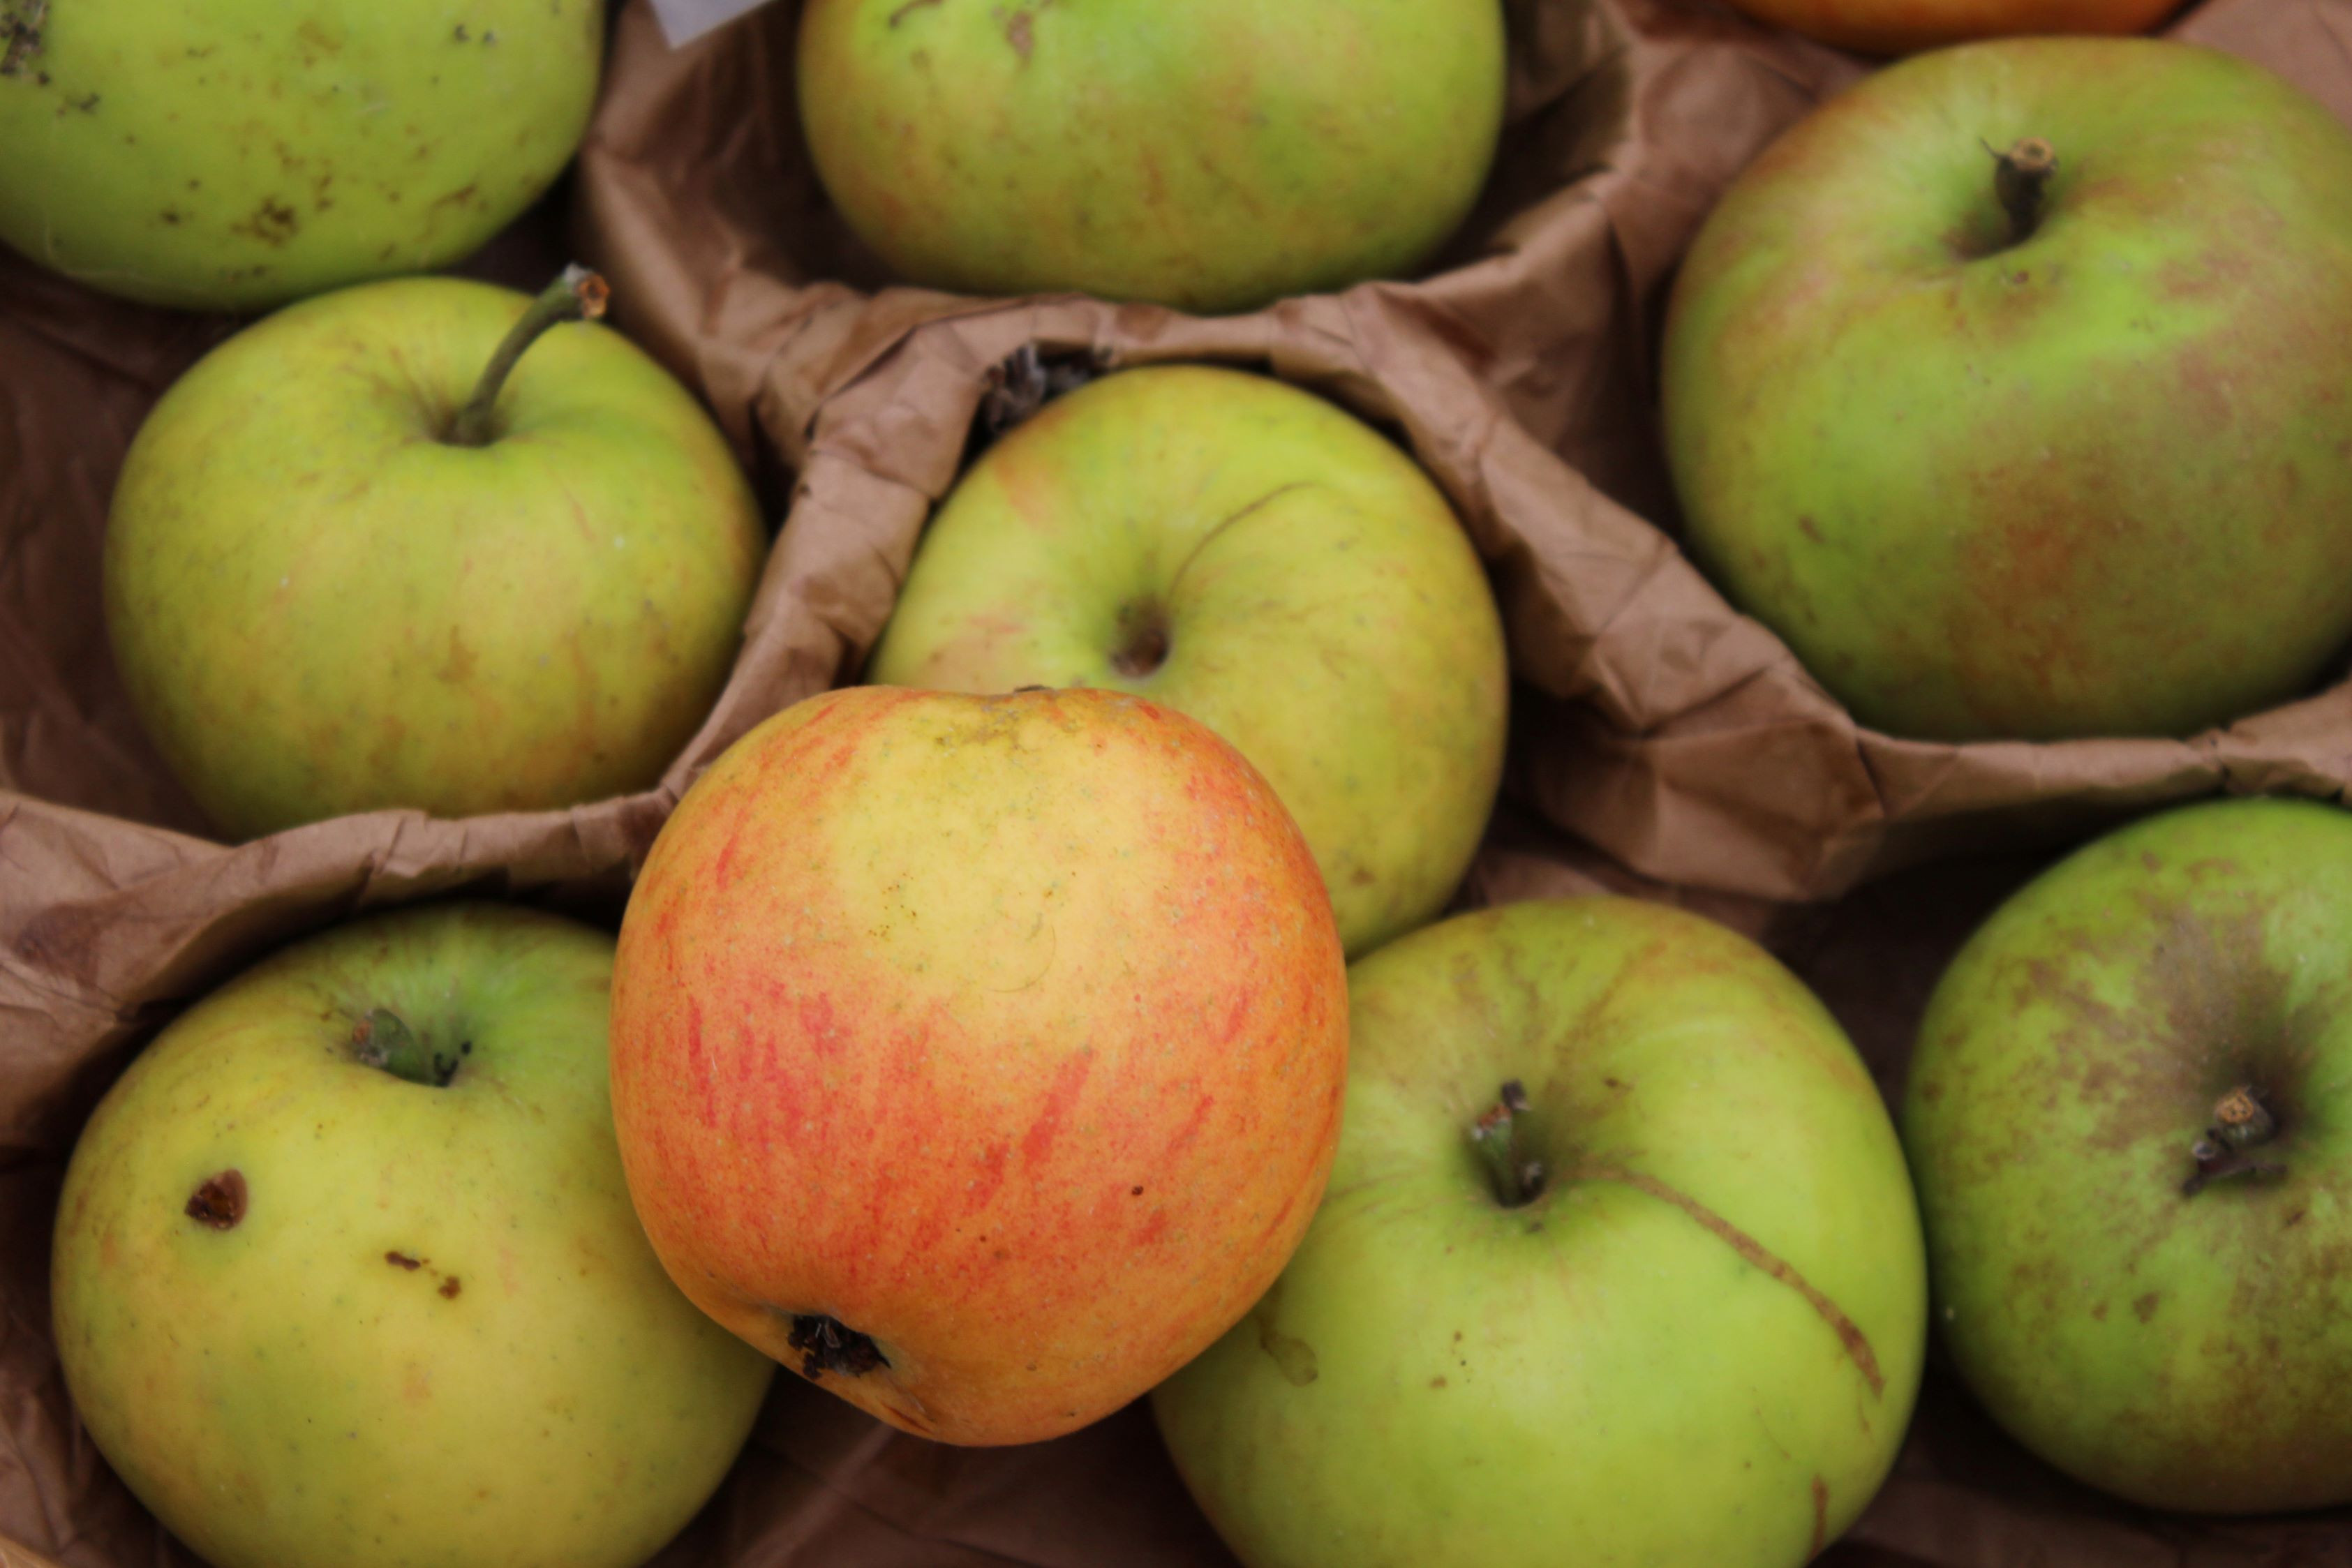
1905, 796, 2352, 1511
796, 0, 1506, 314
868, 365, 1508, 957
0, 0, 599, 310
1661, 40, 2352, 741
51, 901, 775, 1568
1154, 897, 1927, 1567
104, 271, 766, 839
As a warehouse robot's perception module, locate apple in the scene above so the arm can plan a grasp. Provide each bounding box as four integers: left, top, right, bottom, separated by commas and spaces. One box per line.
0, 0, 599, 311
1905, 796, 2352, 1512
104, 269, 766, 839
795, 0, 1506, 314
609, 684, 1350, 1447
1153, 897, 1927, 1568
866, 365, 1508, 959
50, 901, 775, 1568
1660, 39, 2352, 742
1713, 0, 2180, 55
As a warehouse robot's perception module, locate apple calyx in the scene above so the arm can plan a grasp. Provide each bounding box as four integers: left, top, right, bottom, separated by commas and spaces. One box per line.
1111, 604, 1173, 678
444, 264, 611, 448
348, 1008, 470, 1088
1988, 137, 2058, 248
1470, 1080, 1547, 1208
2182, 1084, 2286, 1197
786, 1313, 890, 1380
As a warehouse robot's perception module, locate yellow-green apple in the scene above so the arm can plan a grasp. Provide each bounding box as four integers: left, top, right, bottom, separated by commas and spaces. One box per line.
1154, 897, 1927, 1567
609, 685, 1350, 1446
0, 0, 599, 310
795, 0, 1506, 313
1905, 796, 2352, 1511
1661, 40, 2352, 741
867, 365, 1508, 958
104, 270, 766, 839
1715, 0, 2178, 55
51, 902, 775, 1568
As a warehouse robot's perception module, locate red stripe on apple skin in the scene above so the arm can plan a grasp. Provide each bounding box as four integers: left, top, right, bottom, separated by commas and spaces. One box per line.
608, 685, 1348, 1445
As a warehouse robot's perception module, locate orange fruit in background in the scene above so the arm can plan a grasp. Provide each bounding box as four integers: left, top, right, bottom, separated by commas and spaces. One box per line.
1721, 0, 2181, 56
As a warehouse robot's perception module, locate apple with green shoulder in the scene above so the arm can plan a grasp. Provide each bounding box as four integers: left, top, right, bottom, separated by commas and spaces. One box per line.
609, 685, 1350, 1447
796, 0, 1505, 313
51, 902, 775, 1568
105, 268, 766, 840
0, 0, 600, 310
1662, 39, 2352, 742
1906, 796, 2352, 1511
1154, 897, 1926, 1567
868, 364, 1508, 958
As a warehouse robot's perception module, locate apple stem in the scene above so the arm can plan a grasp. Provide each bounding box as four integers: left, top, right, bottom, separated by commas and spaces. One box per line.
1990, 137, 2058, 247
1470, 1080, 1546, 1208
2182, 1084, 2286, 1197
445, 264, 610, 448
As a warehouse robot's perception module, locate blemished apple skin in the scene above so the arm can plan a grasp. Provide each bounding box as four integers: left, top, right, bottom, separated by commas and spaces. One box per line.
795, 0, 1506, 313
1662, 39, 2352, 742
104, 276, 766, 841
50, 902, 775, 1568
1717, 0, 2180, 56
1906, 798, 2352, 1513
0, 0, 600, 311
868, 365, 1509, 959
609, 685, 1351, 1447
1154, 897, 1926, 1568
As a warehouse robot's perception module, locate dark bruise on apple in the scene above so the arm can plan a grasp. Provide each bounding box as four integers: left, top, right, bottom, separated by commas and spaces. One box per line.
1662, 38, 2352, 742
1906, 797, 2352, 1512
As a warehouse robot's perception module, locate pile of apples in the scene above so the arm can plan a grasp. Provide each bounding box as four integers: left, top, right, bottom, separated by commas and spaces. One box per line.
14, 0, 2352, 1565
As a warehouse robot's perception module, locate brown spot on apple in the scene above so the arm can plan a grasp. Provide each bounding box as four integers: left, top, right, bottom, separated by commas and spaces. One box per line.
439, 1276, 463, 1299
386, 1250, 424, 1270
2134, 1292, 2161, 1322
186, 1170, 248, 1230
1810, 1474, 1829, 1557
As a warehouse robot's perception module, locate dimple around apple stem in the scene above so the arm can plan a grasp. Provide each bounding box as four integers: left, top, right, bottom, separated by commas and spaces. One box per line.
1990, 137, 2059, 248
348, 1007, 468, 1088
444, 264, 611, 448
1470, 1080, 1547, 1208
2182, 1084, 2288, 1197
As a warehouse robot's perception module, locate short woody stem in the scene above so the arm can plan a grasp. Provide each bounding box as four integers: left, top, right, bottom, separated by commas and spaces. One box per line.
445, 264, 609, 448
1471, 1080, 1546, 1208
1991, 137, 2058, 247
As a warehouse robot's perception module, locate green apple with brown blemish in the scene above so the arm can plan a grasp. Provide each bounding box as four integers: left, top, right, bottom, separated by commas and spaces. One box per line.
0, 0, 599, 309
1152, 897, 1927, 1567
868, 365, 1508, 958
1661, 39, 2352, 740
1905, 796, 2352, 1511
103, 269, 766, 839
796, 0, 1506, 313
50, 902, 775, 1568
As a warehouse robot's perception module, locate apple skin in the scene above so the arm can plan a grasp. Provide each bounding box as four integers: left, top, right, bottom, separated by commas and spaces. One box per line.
1714, 0, 2178, 56
1905, 797, 2352, 1512
1153, 897, 1927, 1568
796, 0, 1505, 314
104, 276, 766, 840
50, 902, 775, 1568
0, 0, 599, 311
868, 366, 1508, 959
609, 685, 1350, 1447
1660, 40, 2352, 741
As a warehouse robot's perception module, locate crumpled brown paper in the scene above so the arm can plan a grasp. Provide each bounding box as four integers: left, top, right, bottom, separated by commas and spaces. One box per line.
13, 0, 2352, 1565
